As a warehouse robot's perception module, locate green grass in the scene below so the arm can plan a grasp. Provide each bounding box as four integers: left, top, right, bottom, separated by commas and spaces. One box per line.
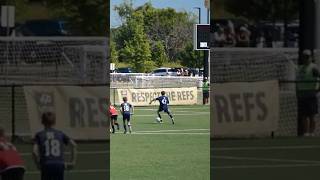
211, 138, 320, 180
15, 142, 109, 180
111, 105, 210, 180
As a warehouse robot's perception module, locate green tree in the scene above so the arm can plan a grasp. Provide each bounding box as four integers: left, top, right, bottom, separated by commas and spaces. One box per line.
119, 12, 154, 72
113, 2, 196, 63
222, 0, 299, 22
45, 0, 109, 35
178, 42, 203, 68
152, 41, 168, 67
110, 39, 119, 64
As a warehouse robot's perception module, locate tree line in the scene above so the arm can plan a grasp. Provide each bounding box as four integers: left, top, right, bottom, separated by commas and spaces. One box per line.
111, 1, 203, 73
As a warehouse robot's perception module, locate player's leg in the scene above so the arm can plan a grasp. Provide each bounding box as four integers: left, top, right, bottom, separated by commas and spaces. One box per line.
128, 118, 132, 133
309, 96, 318, 136
123, 118, 127, 134
111, 118, 115, 133
157, 108, 163, 123
165, 109, 174, 124
114, 115, 120, 130
309, 116, 316, 135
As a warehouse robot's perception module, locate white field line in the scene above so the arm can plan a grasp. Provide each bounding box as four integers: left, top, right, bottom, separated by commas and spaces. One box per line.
135, 107, 209, 111
211, 163, 320, 169
212, 145, 320, 151
21, 151, 109, 156
212, 155, 320, 164
113, 128, 209, 134
133, 129, 209, 133
113, 131, 209, 135
134, 112, 209, 117
26, 169, 108, 175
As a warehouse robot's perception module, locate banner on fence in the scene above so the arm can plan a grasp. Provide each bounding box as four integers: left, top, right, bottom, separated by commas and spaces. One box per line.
24, 86, 108, 140
211, 80, 279, 137
116, 87, 198, 106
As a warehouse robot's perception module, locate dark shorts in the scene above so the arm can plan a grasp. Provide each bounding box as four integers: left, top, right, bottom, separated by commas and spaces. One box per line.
203, 91, 209, 98
123, 113, 131, 121
298, 91, 318, 116
1, 167, 25, 180
111, 115, 118, 121
41, 163, 65, 180
158, 106, 169, 113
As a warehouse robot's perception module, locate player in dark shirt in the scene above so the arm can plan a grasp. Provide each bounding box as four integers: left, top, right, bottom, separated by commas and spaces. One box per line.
32, 112, 77, 180
120, 97, 134, 134
149, 91, 175, 124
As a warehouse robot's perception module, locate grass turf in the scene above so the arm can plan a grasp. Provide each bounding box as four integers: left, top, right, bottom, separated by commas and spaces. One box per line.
110, 105, 210, 180
211, 138, 320, 180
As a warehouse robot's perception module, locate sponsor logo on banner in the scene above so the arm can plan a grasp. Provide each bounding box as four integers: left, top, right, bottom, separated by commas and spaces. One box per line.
24, 86, 109, 140
117, 87, 198, 106
211, 80, 279, 137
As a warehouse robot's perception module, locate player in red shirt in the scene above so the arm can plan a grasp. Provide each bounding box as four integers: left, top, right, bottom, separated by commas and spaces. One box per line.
0, 126, 25, 180
109, 102, 120, 133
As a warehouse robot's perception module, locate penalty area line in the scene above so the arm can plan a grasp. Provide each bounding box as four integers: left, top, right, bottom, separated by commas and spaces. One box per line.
211, 163, 320, 169
212, 145, 320, 151
26, 169, 108, 175
135, 112, 209, 117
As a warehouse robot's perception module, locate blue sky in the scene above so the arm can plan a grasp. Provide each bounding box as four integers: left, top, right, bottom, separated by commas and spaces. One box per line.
110, 0, 209, 28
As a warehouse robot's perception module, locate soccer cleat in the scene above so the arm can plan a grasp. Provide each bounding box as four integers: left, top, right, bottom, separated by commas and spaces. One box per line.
129, 127, 132, 133
124, 131, 127, 134
171, 118, 175, 125
160, 119, 163, 124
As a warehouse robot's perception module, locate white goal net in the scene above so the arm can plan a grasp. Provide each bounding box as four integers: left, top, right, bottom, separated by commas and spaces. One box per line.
0, 37, 108, 85
211, 48, 320, 137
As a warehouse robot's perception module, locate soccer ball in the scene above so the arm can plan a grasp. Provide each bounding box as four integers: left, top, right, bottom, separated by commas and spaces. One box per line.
156, 117, 161, 123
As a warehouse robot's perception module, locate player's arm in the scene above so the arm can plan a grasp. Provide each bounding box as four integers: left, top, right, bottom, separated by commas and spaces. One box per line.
66, 139, 77, 170
149, 98, 157, 104
32, 143, 41, 170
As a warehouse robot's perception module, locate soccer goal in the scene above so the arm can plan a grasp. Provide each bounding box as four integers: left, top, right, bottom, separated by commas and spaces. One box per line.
0, 37, 109, 140
0, 37, 108, 84
211, 48, 320, 137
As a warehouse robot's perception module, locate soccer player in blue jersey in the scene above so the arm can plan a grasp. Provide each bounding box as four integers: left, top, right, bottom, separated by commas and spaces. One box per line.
120, 97, 134, 134
32, 112, 77, 180
149, 91, 175, 124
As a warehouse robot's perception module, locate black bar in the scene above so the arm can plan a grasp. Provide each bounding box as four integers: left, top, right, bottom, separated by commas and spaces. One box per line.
203, 50, 209, 80
299, 0, 315, 63
11, 85, 15, 142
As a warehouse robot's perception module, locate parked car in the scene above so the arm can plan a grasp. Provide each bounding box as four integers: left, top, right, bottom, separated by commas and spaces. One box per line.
16, 19, 69, 36
115, 67, 135, 73
151, 68, 177, 76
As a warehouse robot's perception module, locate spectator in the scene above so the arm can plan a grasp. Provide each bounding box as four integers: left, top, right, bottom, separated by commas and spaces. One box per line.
236, 26, 250, 47
296, 49, 320, 137
213, 25, 226, 47
256, 31, 266, 48
224, 26, 236, 47
184, 69, 189, 76
180, 68, 185, 76
0, 127, 25, 180
202, 77, 210, 105
177, 69, 181, 76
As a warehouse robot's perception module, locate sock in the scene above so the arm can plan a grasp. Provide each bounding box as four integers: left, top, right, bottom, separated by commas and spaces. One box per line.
111, 125, 115, 133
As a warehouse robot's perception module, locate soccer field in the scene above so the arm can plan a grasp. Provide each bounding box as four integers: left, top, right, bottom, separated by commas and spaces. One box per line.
16, 142, 109, 180
110, 105, 210, 180
212, 138, 320, 180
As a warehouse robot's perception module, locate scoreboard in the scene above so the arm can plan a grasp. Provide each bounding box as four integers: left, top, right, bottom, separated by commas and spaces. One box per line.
193, 24, 210, 50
